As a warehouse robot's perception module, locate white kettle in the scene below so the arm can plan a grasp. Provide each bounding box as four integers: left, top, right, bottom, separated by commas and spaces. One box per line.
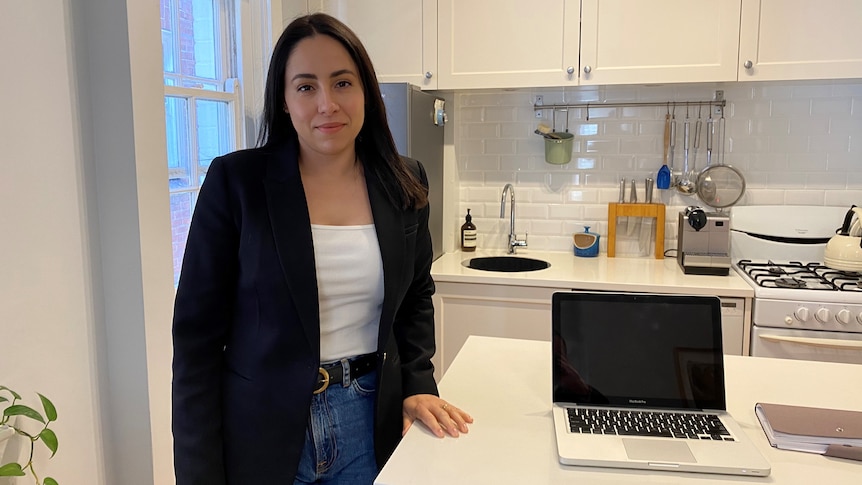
823, 205, 862, 272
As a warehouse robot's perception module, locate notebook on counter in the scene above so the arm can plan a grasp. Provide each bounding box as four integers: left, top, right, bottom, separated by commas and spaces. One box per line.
755, 402, 862, 458
551, 291, 771, 477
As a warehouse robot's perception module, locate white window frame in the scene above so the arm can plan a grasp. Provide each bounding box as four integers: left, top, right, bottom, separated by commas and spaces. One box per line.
164, 0, 279, 285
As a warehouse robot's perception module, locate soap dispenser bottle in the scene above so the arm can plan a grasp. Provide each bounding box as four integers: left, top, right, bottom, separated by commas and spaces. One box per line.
461, 209, 477, 252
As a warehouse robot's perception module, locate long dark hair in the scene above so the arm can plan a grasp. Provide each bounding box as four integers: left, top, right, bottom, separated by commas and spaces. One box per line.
257, 13, 427, 209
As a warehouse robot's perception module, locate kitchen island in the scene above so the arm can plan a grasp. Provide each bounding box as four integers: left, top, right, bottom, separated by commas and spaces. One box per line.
430, 250, 755, 375
375, 336, 862, 485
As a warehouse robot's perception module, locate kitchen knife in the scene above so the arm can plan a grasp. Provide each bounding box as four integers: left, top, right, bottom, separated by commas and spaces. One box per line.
639, 178, 654, 255
627, 179, 638, 236
619, 178, 628, 236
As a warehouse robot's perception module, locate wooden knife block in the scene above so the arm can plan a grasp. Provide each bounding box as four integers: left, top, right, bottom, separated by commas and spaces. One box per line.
607, 203, 665, 259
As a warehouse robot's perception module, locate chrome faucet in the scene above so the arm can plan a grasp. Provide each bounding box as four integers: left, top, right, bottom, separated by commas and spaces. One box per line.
500, 183, 527, 254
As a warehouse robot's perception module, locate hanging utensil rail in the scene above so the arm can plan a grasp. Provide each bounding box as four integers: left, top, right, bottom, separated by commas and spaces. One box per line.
534, 100, 726, 120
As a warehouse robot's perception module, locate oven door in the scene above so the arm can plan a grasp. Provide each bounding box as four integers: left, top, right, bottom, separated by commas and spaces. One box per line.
751, 325, 862, 364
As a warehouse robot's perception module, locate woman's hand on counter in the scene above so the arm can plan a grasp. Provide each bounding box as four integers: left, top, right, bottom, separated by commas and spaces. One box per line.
402, 394, 474, 438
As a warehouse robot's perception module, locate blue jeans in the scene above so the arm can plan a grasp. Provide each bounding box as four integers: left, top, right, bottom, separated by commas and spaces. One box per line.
293, 370, 379, 485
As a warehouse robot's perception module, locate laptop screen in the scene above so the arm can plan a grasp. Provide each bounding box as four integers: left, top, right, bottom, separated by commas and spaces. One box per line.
552, 291, 726, 411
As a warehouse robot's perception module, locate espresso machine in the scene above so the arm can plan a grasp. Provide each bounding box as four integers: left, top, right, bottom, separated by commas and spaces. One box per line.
677, 207, 731, 275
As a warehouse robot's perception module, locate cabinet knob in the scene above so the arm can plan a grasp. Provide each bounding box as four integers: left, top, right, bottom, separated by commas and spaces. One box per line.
743, 60, 753, 69
424, 71, 433, 79
566, 66, 575, 75
583, 65, 592, 74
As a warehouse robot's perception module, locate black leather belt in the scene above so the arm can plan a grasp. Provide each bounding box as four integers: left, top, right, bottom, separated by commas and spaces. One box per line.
314, 353, 377, 394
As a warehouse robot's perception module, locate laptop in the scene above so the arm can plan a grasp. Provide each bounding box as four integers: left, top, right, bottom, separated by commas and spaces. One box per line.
551, 291, 771, 477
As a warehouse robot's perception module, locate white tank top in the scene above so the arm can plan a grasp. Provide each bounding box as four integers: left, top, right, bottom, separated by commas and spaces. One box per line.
310, 224, 383, 362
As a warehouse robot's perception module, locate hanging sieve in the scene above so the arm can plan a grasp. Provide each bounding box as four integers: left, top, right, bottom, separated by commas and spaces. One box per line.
544, 108, 573, 165
696, 112, 745, 209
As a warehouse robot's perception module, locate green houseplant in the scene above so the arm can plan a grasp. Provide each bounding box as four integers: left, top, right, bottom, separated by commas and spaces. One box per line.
0, 386, 59, 485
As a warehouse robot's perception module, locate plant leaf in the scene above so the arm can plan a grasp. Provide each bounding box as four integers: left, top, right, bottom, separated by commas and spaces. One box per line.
0, 462, 26, 476
40, 428, 59, 457
39, 394, 57, 422
0, 387, 21, 400
44, 477, 59, 485
0, 397, 7, 403
3, 405, 45, 424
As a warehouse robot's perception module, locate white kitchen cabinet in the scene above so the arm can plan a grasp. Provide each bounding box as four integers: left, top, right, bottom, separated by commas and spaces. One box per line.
307, 0, 438, 88
739, 0, 862, 82
433, 283, 560, 377
579, 0, 741, 85
432, 281, 747, 378
437, 0, 580, 89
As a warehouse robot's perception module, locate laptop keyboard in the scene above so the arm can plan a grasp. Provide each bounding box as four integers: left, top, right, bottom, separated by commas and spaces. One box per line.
566, 408, 734, 441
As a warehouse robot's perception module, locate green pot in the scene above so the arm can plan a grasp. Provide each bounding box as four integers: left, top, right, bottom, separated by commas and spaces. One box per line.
544, 132, 573, 165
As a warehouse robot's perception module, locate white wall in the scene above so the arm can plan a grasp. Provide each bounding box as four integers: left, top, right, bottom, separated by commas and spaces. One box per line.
0, 1, 104, 482
1, 0, 175, 484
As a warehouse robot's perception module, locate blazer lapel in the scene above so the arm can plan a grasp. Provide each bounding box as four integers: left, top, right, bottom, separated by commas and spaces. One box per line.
366, 169, 405, 349
263, 141, 319, 354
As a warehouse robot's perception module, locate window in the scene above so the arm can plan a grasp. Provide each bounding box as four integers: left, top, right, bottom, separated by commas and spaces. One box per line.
161, 0, 244, 286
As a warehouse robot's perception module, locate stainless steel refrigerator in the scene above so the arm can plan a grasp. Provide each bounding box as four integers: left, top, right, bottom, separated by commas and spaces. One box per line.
379, 83, 446, 261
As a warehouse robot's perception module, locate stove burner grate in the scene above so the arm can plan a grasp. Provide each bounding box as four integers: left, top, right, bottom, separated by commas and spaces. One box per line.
736, 260, 862, 291
774, 277, 806, 289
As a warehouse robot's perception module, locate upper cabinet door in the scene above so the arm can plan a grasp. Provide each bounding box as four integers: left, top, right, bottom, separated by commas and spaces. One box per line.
309, 0, 437, 89
437, 0, 580, 90
739, 0, 862, 81
580, 0, 741, 85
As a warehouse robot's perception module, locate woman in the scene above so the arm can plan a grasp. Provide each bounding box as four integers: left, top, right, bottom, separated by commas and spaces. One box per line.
171, 12, 471, 485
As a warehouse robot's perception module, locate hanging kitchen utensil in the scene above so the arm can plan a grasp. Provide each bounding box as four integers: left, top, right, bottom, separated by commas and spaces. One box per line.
677, 105, 696, 195
690, 106, 703, 189
544, 108, 573, 164
696, 109, 745, 210
668, 106, 677, 186
656, 107, 671, 189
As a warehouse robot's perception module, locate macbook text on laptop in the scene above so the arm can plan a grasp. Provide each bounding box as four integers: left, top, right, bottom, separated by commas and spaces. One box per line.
551, 291, 771, 476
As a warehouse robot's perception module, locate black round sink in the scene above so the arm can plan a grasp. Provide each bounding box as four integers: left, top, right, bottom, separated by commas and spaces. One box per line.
464, 256, 550, 272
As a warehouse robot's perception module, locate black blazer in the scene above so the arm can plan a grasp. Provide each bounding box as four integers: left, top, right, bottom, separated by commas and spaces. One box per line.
171, 138, 438, 484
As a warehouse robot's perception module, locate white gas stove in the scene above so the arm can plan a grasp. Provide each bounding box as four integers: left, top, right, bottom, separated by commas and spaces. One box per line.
730, 205, 862, 363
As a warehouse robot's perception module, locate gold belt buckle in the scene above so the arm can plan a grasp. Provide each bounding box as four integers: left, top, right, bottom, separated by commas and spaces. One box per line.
313, 367, 330, 394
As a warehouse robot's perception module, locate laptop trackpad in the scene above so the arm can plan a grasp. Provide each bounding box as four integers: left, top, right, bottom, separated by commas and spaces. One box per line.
623, 439, 696, 463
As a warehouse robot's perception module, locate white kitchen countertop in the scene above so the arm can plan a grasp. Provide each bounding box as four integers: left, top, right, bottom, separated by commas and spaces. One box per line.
432, 250, 754, 298
376, 336, 862, 485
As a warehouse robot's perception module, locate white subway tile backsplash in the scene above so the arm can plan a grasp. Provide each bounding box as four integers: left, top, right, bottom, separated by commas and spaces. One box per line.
791, 84, 833, 99
783, 190, 826, 205
483, 139, 516, 155
453, 80, 862, 252
787, 153, 827, 171
790, 117, 831, 136
771, 99, 812, 117
811, 98, 853, 116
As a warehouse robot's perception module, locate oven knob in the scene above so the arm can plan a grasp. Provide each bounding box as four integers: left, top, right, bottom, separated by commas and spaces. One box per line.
836, 309, 851, 325
815, 307, 831, 324
857, 312, 862, 325
794, 307, 810, 322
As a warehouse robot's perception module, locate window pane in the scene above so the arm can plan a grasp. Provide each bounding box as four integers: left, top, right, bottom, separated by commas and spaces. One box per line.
170, 191, 195, 287
195, 98, 232, 181
188, 0, 218, 80
165, 96, 193, 189
160, 0, 177, 76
